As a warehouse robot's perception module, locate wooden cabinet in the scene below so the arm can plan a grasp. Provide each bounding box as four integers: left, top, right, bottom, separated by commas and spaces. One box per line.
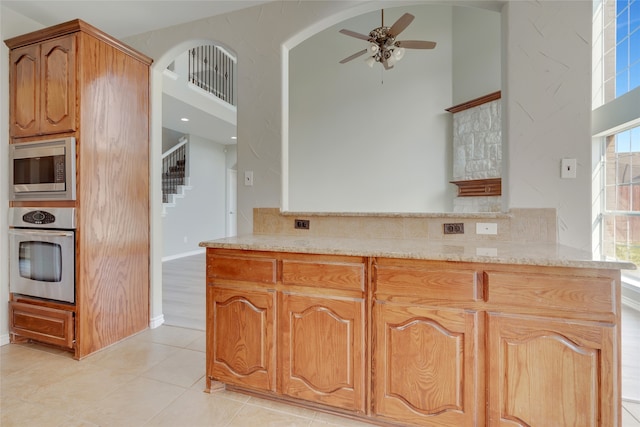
205, 249, 621, 427
374, 304, 480, 426
206, 251, 277, 392
9, 34, 76, 138
6, 20, 152, 359
279, 256, 366, 411
484, 268, 619, 427
206, 250, 366, 412
9, 299, 75, 349
208, 286, 276, 391
487, 313, 615, 427
373, 259, 483, 426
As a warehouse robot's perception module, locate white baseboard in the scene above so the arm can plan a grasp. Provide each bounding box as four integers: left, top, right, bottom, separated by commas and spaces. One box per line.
149, 314, 165, 329
0, 333, 9, 346
162, 249, 205, 262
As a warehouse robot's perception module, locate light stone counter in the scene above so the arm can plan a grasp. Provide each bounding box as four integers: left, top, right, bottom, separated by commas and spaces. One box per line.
199, 234, 635, 270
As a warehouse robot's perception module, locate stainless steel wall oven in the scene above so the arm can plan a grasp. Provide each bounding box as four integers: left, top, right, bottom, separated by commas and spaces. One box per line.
9, 207, 76, 303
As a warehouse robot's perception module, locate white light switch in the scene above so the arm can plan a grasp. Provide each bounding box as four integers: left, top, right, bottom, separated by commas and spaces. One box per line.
561, 158, 577, 179
244, 171, 254, 186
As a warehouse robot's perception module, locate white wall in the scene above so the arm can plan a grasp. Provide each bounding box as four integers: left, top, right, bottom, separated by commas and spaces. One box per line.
289, 5, 456, 213
452, 5, 502, 104
503, 0, 592, 249
162, 135, 229, 258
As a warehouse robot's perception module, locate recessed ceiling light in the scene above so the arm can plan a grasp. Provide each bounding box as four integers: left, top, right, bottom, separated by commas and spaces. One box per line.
180, 117, 189, 122
231, 136, 237, 140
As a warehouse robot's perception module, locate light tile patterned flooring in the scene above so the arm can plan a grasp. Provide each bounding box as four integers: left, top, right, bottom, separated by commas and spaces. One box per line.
0, 326, 376, 427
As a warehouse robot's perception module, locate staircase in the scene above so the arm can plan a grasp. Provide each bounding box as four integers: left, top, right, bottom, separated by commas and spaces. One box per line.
162, 137, 191, 216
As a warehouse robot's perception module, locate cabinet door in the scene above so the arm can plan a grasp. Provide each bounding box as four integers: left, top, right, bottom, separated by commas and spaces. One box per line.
207, 286, 276, 392
373, 303, 481, 426
280, 293, 365, 412
9, 35, 76, 138
10, 44, 40, 137
9, 301, 75, 349
39, 35, 76, 135
487, 313, 617, 427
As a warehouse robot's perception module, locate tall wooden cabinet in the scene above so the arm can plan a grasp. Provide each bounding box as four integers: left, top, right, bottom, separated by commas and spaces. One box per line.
6, 20, 152, 359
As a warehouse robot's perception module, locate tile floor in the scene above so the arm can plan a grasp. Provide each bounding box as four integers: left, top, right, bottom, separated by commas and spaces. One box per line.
2, 325, 640, 427
0, 325, 377, 427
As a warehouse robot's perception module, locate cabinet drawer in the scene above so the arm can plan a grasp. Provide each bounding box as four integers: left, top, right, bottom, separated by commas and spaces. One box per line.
282, 259, 365, 292
207, 254, 276, 285
9, 301, 74, 349
375, 264, 483, 302
485, 271, 616, 316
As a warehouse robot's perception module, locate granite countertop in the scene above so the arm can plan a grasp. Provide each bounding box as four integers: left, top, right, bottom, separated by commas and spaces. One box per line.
199, 234, 635, 270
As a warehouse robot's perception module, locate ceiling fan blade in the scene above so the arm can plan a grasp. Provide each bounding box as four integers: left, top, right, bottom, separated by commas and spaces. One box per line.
388, 13, 414, 38
339, 29, 370, 41
339, 49, 368, 64
395, 40, 437, 49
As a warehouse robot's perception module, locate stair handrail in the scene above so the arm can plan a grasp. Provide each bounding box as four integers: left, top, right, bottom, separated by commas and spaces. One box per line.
162, 136, 188, 159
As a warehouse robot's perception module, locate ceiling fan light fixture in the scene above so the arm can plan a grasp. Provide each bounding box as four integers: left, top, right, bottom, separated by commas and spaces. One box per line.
338, 11, 435, 70
365, 56, 376, 68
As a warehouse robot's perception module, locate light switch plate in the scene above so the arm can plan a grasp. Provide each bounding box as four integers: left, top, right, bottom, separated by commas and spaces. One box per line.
244, 171, 254, 186
561, 158, 577, 179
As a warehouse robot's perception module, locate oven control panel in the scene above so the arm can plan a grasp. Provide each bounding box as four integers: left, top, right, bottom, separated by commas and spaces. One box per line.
22, 210, 56, 225
9, 207, 76, 229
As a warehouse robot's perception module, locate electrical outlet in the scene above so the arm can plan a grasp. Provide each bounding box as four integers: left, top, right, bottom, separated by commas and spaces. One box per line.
443, 223, 464, 234
294, 219, 310, 230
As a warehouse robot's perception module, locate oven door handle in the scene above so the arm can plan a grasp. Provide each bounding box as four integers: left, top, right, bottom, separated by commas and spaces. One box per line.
8, 229, 74, 238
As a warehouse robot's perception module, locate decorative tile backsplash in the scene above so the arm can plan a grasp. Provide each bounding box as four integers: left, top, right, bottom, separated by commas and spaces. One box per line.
254, 208, 557, 243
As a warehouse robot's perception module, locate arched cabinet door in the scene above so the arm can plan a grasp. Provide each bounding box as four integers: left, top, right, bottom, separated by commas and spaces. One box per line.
373, 303, 481, 426
279, 293, 365, 412
39, 35, 76, 135
487, 313, 616, 427
9, 44, 40, 137
207, 286, 276, 392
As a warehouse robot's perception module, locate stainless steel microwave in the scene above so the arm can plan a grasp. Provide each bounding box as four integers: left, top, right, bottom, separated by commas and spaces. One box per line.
9, 137, 76, 201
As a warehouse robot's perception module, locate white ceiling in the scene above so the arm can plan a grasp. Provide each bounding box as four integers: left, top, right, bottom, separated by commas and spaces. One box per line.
2, 1, 271, 145
1, 1, 271, 39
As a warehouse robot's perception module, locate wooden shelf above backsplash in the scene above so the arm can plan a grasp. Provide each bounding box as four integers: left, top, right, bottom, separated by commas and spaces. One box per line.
450, 178, 501, 197
445, 91, 501, 113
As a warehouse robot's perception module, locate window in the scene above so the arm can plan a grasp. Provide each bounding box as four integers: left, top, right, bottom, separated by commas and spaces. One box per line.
594, 0, 640, 283
602, 126, 640, 279
615, 0, 640, 97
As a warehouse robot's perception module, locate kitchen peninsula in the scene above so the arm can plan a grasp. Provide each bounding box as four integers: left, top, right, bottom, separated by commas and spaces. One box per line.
200, 209, 631, 427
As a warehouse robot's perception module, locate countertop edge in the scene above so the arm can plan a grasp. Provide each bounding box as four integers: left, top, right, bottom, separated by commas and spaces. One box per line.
199, 236, 635, 271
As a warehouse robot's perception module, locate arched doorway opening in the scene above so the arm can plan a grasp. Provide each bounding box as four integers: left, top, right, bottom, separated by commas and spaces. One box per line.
150, 39, 237, 330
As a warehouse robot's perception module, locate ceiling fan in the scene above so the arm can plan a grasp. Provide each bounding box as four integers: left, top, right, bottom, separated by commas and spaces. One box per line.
339, 10, 436, 70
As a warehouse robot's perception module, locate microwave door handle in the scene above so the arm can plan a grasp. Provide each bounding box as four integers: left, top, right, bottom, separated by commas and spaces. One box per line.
8, 229, 74, 238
